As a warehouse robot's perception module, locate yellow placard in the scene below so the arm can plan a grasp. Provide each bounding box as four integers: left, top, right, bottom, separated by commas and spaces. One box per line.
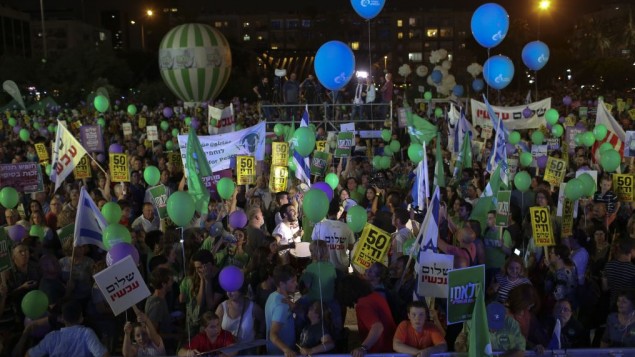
269, 166, 288, 193
34, 143, 49, 162
144, 139, 152, 149
530, 207, 554, 247
272, 142, 289, 167
617, 99, 625, 113
73, 155, 92, 179
629, 109, 635, 120
564, 115, 576, 127
613, 174, 635, 202
543, 157, 567, 186
352, 223, 391, 271
109, 153, 130, 182
561, 196, 575, 238
138, 117, 146, 129
24, 116, 30, 126
316, 141, 327, 152
168, 152, 182, 172
236, 156, 256, 185
605, 103, 614, 113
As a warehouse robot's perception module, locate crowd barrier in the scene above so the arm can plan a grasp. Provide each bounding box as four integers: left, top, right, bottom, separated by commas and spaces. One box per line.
113, 350, 635, 357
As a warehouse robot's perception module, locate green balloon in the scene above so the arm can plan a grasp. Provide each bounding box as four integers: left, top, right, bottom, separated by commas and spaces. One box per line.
574, 134, 582, 146
94, 95, 109, 113
217, 177, 236, 200
144, 166, 161, 186
166, 140, 174, 151
389, 140, 401, 152
381, 129, 392, 142
350, 191, 363, 202
545, 108, 559, 125
600, 149, 621, 172
8, 118, 16, 127
97, 118, 106, 127
346, 205, 367, 233
519, 152, 533, 167
372, 156, 381, 168
171, 128, 179, 137
160, 121, 169, 131
577, 173, 596, 197
288, 157, 297, 171
303, 189, 329, 223
508, 131, 521, 145
581, 131, 596, 147
357, 185, 366, 195
47, 124, 55, 133
551, 124, 564, 138
380, 156, 391, 169
102, 223, 132, 250
210, 119, 218, 126
30, 225, 45, 240
21, 290, 49, 319
514, 171, 531, 192
127, 104, 137, 115
309, 123, 317, 133
33, 122, 41, 130
434, 107, 443, 118
383, 146, 393, 156
599, 142, 613, 153
293, 127, 316, 157
166, 191, 196, 226
424, 91, 432, 100
45, 164, 52, 176
0, 187, 19, 208
274, 123, 284, 136
235, 124, 243, 130
185, 117, 192, 126
593, 124, 608, 141
408, 144, 423, 163
19, 128, 30, 142
531, 131, 544, 145
101, 202, 122, 225
565, 178, 584, 201
325, 173, 339, 190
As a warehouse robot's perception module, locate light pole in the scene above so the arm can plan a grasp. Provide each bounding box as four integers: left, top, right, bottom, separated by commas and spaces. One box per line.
39, 0, 47, 60
384, 55, 387, 72
537, 0, 551, 39
131, 9, 153, 51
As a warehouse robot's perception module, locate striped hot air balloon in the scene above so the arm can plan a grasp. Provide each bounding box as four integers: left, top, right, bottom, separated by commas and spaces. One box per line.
159, 24, 232, 103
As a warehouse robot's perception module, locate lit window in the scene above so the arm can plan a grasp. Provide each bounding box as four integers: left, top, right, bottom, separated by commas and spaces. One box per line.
408, 31, 414, 39
426, 28, 438, 38
397, 32, 403, 39
271, 45, 279, 50
408, 52, 422, 62
243, 34, 250, 41
99, 32, 106, 41
351, 41, 359, 50
409, 17, 417, 26
171, 8, 178, 12
397, 19, 403, 27
243, 22, 250, 28
440, 27, 453, 38
257, 35, 263, 41
214, 22, 222, 28
223, 21, 228, 26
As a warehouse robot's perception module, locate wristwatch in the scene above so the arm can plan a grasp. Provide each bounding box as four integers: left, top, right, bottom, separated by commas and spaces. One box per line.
359, 345, 368, 352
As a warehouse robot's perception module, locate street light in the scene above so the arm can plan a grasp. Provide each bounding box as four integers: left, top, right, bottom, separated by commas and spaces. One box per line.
131, 9, 154, 51
537, 0, 551, 39
384, 56, 388, 71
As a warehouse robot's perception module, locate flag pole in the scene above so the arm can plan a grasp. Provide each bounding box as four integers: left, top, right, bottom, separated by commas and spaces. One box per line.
87, 152, 109, 178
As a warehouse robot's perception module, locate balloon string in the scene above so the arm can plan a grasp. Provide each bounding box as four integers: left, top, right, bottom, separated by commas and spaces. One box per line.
179, 227, 191, 344
486, 48, 490, 102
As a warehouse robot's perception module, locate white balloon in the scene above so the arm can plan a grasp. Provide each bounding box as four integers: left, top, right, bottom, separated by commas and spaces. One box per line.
442, 60, 452, 70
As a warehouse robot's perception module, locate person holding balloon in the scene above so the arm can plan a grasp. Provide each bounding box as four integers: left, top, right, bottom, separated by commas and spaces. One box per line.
122, 306, 165, 357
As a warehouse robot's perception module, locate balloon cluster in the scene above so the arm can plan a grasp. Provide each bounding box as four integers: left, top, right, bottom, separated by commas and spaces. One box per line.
565, 173, 596, 201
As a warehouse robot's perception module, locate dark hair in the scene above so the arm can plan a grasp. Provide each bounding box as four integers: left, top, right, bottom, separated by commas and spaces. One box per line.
328, 198, 341, 216
466, 219, 482, 238
507, 284, 540, 314
617, 290, 635, 305
279, 204, 293, 219
616, 239, 635, 256
272, 264, 296, 286
150, 266, 172, 289
393, 208, 410, 226
552, 244, 574, 266
407, 300, 429, 315
336, 274, 373, 308
148, 255, 169, 273
459, 200, 473, 214
275, 191, 289, 203
62, 301, 83, 324
192, 249, 215, 265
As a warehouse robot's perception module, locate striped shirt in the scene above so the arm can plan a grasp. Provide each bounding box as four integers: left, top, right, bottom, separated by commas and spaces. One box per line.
494, 273, 532, 304
594, 190, 618, 214
603, 260, 635, 305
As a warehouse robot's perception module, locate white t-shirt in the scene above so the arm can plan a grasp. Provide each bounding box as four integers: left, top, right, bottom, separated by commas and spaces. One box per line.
312, 219, 356, 271
272, 222, 300, 246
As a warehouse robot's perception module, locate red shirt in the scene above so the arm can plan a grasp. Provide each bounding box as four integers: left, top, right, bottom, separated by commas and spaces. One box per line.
393, 321, 445, 350
356, 292, 396, 353
185, 330, 235, 352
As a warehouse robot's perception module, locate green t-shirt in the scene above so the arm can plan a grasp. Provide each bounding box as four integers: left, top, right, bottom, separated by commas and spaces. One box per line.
483, 227, 512, 269
300, 261, 337, 301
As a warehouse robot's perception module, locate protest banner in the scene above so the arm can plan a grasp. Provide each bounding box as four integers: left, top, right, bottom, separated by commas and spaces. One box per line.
561, 196, 575, 237
122, 123, 132, 136
73, 155, 92, 179
148, 185, 169, 219
316, 141, 328, 152
269, 166, 288, 193
352, 223, 391, 272
79, 125, 104, 152
447, 265, 485, 324
168, 152, 182, 172
272, 142, 289, 167
310, 151, 329, 177
335, 132, 353, 158
416, 251, 454, 298
530, 206, 555, 247
236, 156, 256, 185
56, 224, 75, 244
109, 153, 130, 182
146, 125, 159, 141
544, 157, 567, 186
138, 117, 146, 128
613, 174, 635, 202
495, 191, 511, 227
34, 143, 49, 162
0, 162, 41, 192
93, 256, 151, 316
470, 98, 551, 130
0, 229, 11, 272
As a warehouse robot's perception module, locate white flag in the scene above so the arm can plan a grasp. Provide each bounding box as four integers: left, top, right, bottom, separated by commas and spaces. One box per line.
50, 120, 89, 192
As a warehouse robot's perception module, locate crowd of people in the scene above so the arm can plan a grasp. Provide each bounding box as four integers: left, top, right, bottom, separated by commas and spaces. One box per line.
0, 76, 634, 357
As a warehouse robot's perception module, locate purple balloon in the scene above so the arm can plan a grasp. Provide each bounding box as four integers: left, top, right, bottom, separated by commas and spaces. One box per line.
312, 182, 334, 202
563, 96, 572, 106
115, 99, 121, 106
265, 143, 272, 155
546, 123, 552, 131
109, 143, 123, 153
97, 153, 106, 163
13, 126, 22, 134
575, 121, 585, 130
163, 107, 174, 118
8, 224, 27, 242
506, 143, 517, 154
106, 242, 140, 266
558, 116, 565, 124
219, 265, 244, 292
38, 128, 48, 136
537, 156, 548, 169
228, 210, 248, 229
522, 107, 533, 118
191, 119, 200, 130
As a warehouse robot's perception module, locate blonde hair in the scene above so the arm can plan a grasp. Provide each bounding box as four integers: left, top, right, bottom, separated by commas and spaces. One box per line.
309, 240, 328, 261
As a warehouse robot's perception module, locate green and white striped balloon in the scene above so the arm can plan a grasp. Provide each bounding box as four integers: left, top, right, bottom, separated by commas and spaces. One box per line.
159, 24, 232, 103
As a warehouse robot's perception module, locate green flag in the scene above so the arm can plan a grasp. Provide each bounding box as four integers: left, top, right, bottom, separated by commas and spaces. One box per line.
407, 112, 437, 144
468, 283, 493, 357
186, 129, 212, 216
469, 165, 502, 229
461, 131, 473, 170
434, 132, 446, 188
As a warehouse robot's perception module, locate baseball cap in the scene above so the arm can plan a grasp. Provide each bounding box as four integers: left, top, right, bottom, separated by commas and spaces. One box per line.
486, 302, 506, 331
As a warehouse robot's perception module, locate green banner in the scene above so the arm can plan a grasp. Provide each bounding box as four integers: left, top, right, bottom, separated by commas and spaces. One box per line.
335, 132, 353, 158
56, 224, 75, 245
447, 265, 485, 325
0, 229, 10, 272
148, 185, 168, 219
495, 190, 511, 227
310, 151, 330, 177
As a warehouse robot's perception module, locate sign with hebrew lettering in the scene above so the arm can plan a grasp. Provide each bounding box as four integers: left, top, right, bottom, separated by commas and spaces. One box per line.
352, 223, 391, 272
416, 251, 454, 298
447, 265, 485, 325
93, 255, 150, 316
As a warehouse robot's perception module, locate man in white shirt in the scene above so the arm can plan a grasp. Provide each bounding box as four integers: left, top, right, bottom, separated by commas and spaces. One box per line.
312, 200, 355, 273
131, 202, 161, 233
273, 204, 302, 264
391, 208, 415, 265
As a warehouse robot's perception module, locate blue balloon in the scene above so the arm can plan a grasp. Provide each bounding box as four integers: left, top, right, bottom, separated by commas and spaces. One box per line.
471, 3, 509, 49
452, 85, 464, 97
522, 41, 550, 71
350, 0, 385, 20
430, 70, 443, 84
314, 41, 356, 91
483, 55, 514, 90
472, 78, 485, 92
